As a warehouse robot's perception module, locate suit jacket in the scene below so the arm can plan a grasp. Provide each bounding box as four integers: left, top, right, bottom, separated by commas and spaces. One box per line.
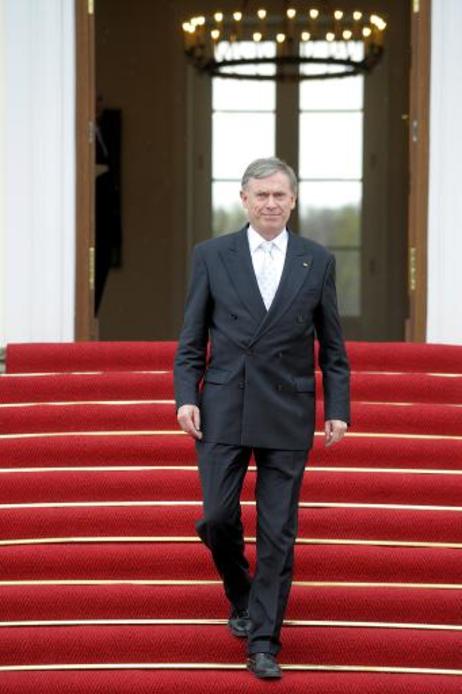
174, 224, 350, 450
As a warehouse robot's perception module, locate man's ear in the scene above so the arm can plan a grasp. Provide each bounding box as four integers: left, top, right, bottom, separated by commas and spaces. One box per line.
240, 189, 248, 208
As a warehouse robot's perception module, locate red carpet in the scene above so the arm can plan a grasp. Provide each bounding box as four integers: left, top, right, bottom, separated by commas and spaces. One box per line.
1, 543, 460, 583
0, 400, 461, 436
0, 340, 461, 692
6, 340, 462, 373
2, 370, 461, 405
0, 505, 461, 544
1, 468, 461, 506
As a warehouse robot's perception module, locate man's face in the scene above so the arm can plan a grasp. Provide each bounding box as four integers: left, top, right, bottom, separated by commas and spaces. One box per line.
240, 171, 296, 238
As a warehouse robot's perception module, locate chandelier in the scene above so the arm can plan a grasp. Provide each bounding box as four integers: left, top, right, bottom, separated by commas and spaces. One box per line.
181, 3, 387, 81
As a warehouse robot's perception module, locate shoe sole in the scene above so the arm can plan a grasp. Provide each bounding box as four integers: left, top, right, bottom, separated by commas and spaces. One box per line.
246, 665, 282, 679
228, 624, 249, 638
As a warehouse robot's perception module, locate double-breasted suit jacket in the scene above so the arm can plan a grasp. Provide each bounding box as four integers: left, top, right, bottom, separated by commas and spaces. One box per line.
174, 224, 350, 450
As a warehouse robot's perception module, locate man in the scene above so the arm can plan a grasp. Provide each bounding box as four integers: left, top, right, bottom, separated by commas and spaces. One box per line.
174, 157, 350, 680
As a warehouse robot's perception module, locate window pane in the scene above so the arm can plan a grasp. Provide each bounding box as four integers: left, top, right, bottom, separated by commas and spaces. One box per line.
299, 181, 361, 245
213, 78, 276, 112
213, 181, 246, 236
300, 41, 364, 110
301, 40, 364, 63
215, 40, 276, 70
213, 112, 275, 179
300, 70, 363, 111
299, 112, 363, 179
332, 249, 361, 317
213, 42, 276, 111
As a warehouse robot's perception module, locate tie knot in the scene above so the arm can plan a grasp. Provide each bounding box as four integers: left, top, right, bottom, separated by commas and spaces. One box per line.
261, 240, 275, 255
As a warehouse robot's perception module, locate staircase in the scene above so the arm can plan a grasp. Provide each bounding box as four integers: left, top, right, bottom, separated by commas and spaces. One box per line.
0, 341, 460, 693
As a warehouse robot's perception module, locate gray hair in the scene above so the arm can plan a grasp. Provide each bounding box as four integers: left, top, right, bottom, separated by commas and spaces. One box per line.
241, 157, 298, 196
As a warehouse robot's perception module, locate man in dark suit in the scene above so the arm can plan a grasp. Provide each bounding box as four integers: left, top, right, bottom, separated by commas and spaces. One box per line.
174, 157, 350, 679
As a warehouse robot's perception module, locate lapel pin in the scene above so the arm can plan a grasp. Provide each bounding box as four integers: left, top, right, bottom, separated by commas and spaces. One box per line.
302, 261, 310, 267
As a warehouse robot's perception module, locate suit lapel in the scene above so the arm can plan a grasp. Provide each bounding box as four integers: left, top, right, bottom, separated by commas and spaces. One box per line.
219, 226, 267, 323
249, 230, 313, 344
219, 227, 313, 340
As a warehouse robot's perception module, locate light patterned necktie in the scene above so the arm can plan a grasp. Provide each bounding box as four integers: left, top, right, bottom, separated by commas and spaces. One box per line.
256, 241, 278, 310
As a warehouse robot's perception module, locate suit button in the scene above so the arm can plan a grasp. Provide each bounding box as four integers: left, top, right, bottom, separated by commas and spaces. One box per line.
230, 313, 238, 320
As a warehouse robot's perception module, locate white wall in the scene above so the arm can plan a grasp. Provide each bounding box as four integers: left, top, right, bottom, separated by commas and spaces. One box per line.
0, 0, 75, 344
427, 0, 462, 344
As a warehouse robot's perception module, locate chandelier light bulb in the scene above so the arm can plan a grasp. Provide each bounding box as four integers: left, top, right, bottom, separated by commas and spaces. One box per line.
182, 22, 191, 32
211, 29, 220, 40
233, 11, 242, 21
287, 8, 296, 19
276, 32, 286, 43
362, 26, 372, 37
301, 31, 311, 41
371, 14, 387, 31
253, 31, 263, 42
326, 32, 335, 42
257, 9, 267, 19
214, 12, 223, 22
342, 29, 352, 40
309, 9, 319, 19
353, 11, 362, 21
334, 10, 343, 20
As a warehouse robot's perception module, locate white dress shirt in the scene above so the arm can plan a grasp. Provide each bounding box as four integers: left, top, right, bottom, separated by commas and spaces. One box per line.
247, 225, 288, 310
247, 225, 288, 308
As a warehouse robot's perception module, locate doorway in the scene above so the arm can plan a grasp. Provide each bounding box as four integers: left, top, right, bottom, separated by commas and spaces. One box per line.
75, 0, 429, 343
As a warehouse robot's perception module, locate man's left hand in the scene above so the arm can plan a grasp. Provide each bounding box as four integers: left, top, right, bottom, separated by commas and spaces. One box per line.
324, 419, 348, 447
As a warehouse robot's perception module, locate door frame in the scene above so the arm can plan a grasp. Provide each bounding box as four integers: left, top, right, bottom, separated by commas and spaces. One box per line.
75, 0, 97, 340
74, 0, 431, 342
407, 0, 431, 341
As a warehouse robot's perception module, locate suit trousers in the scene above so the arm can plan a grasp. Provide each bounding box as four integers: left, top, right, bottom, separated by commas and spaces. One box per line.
195, 440, 309, 656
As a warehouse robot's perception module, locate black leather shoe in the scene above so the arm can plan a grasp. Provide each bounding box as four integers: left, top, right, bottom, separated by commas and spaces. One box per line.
228, 608, 251, 638
247, 652, 282, 679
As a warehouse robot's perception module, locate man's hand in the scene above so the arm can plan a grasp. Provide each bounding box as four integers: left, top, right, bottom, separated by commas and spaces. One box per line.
324, 419, 347, 447
177, 404, 203, 440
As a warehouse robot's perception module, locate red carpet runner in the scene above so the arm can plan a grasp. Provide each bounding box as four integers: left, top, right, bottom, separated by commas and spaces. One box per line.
0, 340, 461, 693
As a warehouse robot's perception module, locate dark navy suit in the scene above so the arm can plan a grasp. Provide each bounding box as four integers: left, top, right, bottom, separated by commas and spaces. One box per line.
174, 225, 350, 655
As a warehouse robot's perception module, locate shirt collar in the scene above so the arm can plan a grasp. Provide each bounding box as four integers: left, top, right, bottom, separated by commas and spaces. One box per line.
247, 225, 288, 254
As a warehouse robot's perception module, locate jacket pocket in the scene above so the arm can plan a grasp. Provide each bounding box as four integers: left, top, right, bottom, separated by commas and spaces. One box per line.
294, 376, 315, 393
203, 368, 232, 384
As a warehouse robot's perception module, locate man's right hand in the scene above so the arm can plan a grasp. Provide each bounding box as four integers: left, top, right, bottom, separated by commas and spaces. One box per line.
177, 404, 203, 440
